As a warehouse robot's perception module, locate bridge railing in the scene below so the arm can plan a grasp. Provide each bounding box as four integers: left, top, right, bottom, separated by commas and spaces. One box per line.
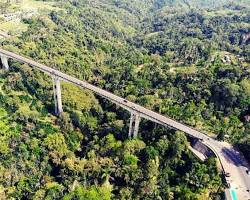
0, 48, 216, 140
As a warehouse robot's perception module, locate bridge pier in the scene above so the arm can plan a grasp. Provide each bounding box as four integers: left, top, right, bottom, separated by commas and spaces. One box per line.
53, 76, 63, 116
128, 112, 140, 138
0, 55, 9, 70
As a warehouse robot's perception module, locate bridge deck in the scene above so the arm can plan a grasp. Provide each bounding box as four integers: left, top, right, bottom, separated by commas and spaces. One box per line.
0, 48, 249, 199
0, 48, 206, 140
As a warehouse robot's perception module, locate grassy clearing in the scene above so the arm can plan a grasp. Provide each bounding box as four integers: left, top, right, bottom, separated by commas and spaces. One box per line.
0, 21, 28, 35
0, 0, 61, 36
175, 65, 198, 74
11, 0, 60, 12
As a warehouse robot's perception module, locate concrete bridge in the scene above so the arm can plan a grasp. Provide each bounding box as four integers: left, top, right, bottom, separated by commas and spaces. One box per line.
0, 48, 250, 199
0, 48, 208, 139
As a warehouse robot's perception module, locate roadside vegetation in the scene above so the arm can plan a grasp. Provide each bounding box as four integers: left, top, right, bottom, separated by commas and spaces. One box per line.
0, 0, 249, 199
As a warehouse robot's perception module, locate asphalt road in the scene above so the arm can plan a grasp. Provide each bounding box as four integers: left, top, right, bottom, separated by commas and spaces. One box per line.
208, 141, 250, 199
1, 48, 250, 199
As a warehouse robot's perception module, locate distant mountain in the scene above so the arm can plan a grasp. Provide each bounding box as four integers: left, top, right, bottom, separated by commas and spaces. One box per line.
154, 0, 250, 9
106, 0, 250, 18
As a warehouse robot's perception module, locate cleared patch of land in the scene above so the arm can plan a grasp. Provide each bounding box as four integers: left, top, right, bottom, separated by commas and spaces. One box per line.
0, 21, 28, 35
0, 0, 61, 36
17, 0, 60, 11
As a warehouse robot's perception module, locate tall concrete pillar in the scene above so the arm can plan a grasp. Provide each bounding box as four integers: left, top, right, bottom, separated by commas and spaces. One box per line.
128, 112, 141, 138
0, 55, 9, 70
53, 76, 63, 116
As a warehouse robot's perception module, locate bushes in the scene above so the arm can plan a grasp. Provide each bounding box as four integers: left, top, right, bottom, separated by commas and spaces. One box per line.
0, 0, 249, 199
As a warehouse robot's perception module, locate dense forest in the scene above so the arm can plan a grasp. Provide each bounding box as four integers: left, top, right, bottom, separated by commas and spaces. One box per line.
0, 0, 249, 199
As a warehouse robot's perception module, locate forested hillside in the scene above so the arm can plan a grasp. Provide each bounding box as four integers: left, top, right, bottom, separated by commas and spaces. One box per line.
0, 0, 249, 199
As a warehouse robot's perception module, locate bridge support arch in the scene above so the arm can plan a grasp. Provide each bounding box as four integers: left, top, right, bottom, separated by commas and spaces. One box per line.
53, 76, 63, 116
128, 112, 140, 138
0, 55, 9, 70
